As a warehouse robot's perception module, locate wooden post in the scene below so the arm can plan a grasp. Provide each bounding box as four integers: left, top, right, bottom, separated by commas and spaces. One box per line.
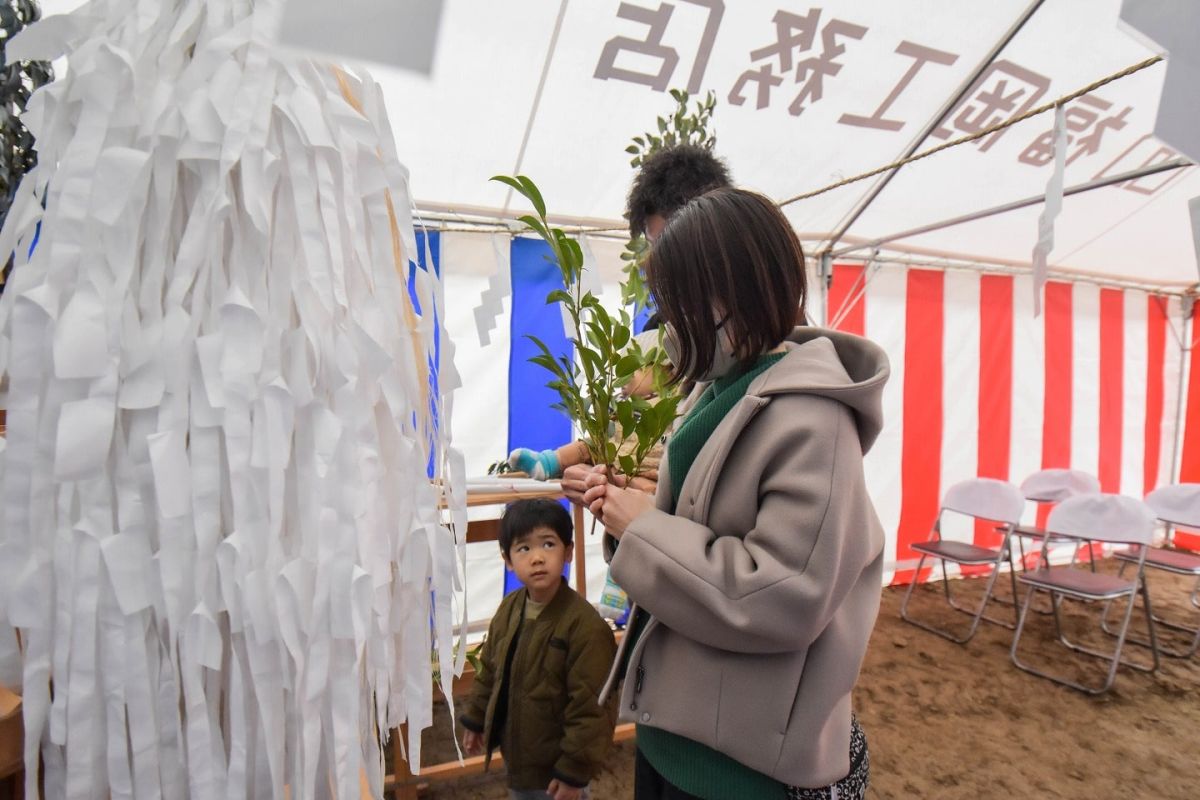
390, 723, 417, 800
572, 504, 587, 600
0, 687, 23, 800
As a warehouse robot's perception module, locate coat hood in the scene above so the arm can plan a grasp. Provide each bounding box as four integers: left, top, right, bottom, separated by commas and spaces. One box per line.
746, 327, 889, 453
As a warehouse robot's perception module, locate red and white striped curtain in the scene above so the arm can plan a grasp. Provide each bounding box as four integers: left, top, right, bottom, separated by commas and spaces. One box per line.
827, 263, 1184, 584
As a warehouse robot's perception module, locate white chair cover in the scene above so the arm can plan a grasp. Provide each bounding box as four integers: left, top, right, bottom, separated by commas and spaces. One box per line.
942, 478, 1025, 524
1045, 494, 1156, 545
1019, 469, 1101, 503
1144, 483, 1200, 529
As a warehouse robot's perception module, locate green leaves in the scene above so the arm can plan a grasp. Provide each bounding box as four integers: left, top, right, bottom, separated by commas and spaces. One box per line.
491, 175, 546, 219
620, 234, 651, 313
624, 89, 718, 168
518, 214, 550, 241
618, 454, 638, 479
612, 325, 630, 352
518, 176, 547, 219
615, 353, 641, 379
493, 83, 724, 479
501, 172, 629, 468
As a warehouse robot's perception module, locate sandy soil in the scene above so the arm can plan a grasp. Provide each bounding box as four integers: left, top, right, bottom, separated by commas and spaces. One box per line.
407, 560, 1200, 799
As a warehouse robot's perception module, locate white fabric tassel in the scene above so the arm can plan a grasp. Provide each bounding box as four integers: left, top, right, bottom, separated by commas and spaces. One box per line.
1032, 104, 1068, 317
0, 1, 466, 797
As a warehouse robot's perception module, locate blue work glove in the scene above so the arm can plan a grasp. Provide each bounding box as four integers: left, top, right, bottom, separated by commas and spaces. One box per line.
507, 448, 561, 480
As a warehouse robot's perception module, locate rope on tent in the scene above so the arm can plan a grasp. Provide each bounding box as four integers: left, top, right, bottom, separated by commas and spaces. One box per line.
778, 55, 1164, 208
827, 252, 882, 330
1149, 294, 1189, 350
414, 55, 1171, 250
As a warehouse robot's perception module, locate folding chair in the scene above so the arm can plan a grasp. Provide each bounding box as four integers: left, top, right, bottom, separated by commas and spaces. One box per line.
1010, 494, 1159, 694
1101, 484, 1200, 658
900, 478, 1025, 643
1012, 469, 1102, 571
1003, 469, 1103, 620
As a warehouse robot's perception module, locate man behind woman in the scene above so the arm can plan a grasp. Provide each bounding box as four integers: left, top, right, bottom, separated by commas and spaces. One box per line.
478, 144, 888, 799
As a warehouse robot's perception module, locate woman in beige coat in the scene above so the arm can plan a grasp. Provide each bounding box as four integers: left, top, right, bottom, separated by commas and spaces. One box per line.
583, 188, 889, 800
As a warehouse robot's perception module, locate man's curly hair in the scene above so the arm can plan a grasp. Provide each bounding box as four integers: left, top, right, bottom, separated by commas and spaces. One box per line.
625, 145, 733, 237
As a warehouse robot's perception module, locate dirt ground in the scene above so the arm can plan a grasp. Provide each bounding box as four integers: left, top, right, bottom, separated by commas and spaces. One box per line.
409, 560, 1200, 799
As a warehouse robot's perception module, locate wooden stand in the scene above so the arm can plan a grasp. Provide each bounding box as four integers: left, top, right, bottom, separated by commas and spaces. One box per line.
0, 684, 21, 800
0, 478, 616, 800
0, 425, 16, 800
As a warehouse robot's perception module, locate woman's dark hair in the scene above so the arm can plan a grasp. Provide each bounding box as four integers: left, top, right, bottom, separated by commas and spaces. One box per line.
626, 145, 732, 238
646, 188, 807, 383
499, 498, 574, 558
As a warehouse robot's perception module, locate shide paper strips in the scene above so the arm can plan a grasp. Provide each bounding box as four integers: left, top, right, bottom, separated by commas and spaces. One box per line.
0, 1, 467, 797
1031, 104, 1067, 318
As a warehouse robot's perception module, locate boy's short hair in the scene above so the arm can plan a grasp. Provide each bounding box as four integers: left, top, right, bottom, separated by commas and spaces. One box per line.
500, 499, 574, 557
625, 145, 733, 238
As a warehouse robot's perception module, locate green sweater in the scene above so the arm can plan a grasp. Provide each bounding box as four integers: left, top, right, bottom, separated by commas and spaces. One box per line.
639, 353, 788, 800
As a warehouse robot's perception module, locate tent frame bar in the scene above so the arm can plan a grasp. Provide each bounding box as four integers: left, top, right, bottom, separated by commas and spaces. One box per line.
824, 251, 1185, 295
501, 0, 570, 214
819, 0, 1047, 255
830, 158, 1193, 258
1170, 298, 1195, 485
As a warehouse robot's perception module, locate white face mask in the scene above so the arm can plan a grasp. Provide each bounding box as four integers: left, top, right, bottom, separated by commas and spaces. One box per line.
662, 322, 740, 382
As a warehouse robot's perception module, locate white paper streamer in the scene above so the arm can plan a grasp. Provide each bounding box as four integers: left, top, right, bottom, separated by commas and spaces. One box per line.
1032, 104, 1067, 317
0, 1, 467, 797
472, 234, 512, 347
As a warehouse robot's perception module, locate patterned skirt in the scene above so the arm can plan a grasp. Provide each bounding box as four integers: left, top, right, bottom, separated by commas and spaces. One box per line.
786, 716, 869, 800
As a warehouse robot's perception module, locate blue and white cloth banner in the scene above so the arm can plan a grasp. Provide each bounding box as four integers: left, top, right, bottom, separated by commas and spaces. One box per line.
441, 231, 632, 623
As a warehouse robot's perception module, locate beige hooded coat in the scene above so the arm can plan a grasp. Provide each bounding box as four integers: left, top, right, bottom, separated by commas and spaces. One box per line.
599, 328, 889, 788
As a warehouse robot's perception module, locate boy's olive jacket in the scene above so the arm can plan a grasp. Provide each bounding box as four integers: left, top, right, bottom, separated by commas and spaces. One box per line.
460, 581, 617, 790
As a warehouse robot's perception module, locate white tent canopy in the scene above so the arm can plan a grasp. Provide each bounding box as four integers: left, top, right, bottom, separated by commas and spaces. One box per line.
39, 1, 1196, 287
360, 0, 1196, 289
24, 0, 1198, 619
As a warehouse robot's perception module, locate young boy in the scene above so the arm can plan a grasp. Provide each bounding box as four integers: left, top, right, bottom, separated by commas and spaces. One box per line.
460, 499, 617, 800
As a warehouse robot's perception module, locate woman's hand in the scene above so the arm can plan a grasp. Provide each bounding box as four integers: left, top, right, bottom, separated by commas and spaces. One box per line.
583, 473, 655, 539
546, 779, 583, 800
462, 729, 484, 756
560, 463, 603, 506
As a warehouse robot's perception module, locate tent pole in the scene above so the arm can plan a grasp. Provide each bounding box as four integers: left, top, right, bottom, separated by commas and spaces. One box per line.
500, 0, 569, 214
818, 252, 832, 325
830, 158, 1192, 259
1170, 297, 1194, 483
818, 0, 1047, 255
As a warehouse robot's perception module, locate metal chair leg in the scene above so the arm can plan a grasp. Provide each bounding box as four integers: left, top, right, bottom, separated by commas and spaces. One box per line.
1140, 578, 1161, 673
1050, 590, 1066, 644
899, 554, 928, 622
1055, 593, 1157, 674
1009, 534, 1054, 615
901, 552, 1014, 642
1008, 555, 1020, 627
1012, 583, 1147, 694
1100, 560, 1131, 636
941, 563, 1017, 630
1100, 563, 1200, 658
